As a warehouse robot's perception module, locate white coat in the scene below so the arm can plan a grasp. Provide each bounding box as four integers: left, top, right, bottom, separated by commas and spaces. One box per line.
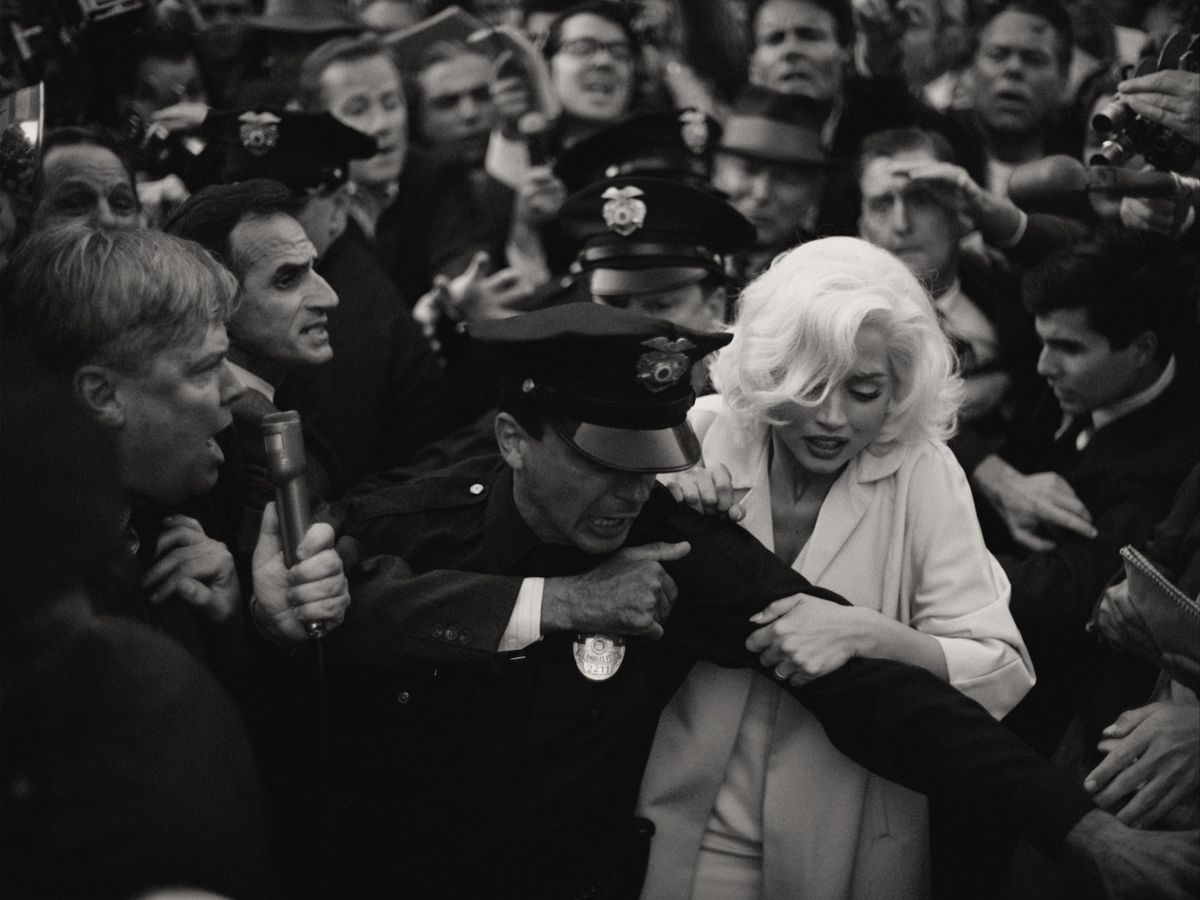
637, 395, 1035, 900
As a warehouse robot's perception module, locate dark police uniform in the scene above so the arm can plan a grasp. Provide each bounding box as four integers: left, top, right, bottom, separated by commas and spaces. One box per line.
323, 306, 1095, 899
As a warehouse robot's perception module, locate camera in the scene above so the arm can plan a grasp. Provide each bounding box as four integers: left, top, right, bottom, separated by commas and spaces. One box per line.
1089, 31, 1198, 173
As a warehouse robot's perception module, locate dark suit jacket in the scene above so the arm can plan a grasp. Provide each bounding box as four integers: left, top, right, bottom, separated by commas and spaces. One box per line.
992, 372, 1200, 753
279, 221, 466, 497
996, 372, 1199, 629
323, 456, 1094, 898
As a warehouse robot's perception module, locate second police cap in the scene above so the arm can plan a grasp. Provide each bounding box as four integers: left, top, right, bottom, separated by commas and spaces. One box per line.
559, 176, 756, 298
469, 303, 731, 472
553, 108, 721, 194
209, 109, 377, 193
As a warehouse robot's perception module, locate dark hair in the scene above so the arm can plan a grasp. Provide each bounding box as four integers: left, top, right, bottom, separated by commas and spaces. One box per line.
855, 126, 957, 185
1022, 235, 1182, 359
115, 25, 201, 95
165, 179, 300, 279
747, 0, 855, 49
38, 126, 139, 209
295, 34, 399, 111
409, 39, 491, 136
975, 0, 1074, 71
542, 1, 639, 60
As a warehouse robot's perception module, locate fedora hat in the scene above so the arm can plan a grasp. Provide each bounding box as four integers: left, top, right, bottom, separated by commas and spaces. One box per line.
718, 85, 834, 168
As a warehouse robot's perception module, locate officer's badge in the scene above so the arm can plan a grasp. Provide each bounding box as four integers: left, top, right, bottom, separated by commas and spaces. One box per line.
637, 337, 696, 392
238, 112, 281, 157
678, 109, 710, 155
574, 634, 626, 681
601, 185, 646, 236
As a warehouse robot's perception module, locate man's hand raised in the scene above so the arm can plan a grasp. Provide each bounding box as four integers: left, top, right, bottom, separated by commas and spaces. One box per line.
541, 542, 690, 639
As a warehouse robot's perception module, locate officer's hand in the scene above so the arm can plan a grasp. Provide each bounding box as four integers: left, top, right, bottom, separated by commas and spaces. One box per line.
541, 541, 691, 639
142, 514, 240, 623
659, 464, 745, 522
251, 502, 350, 643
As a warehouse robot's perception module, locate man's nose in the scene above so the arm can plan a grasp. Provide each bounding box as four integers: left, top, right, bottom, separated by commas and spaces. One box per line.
1036, 345, 1059, 378
891, 197, 911, 233
309, 272, 339, 309
218, 361, 245, 405
747, 171, 771, 201
615, 472, 656, 503
93, 200, 123, 227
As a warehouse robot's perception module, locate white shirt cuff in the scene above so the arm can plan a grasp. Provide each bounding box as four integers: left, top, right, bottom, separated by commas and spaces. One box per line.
499, 577, 544, 651
485, 130, 531, 191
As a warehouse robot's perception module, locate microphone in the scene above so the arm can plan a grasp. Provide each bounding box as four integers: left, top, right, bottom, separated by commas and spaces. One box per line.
262, 410, 311, 569
1008, 155, 1200, 216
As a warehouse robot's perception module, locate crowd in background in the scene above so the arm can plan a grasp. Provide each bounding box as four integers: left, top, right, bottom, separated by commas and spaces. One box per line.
0, 0, 1197, 897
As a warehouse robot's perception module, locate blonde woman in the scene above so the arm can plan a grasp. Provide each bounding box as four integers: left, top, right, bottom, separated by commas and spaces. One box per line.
637, 237, 1034, 900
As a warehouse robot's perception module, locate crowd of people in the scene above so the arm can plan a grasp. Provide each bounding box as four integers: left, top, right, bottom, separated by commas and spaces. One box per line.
0, 0, 1197, 898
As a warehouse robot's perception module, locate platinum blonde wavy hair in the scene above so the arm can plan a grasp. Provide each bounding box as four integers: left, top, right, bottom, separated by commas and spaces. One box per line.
713, 236, 962, 450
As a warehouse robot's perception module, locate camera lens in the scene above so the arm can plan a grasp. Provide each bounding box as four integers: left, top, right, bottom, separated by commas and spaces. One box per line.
1091, 98, 1131, 138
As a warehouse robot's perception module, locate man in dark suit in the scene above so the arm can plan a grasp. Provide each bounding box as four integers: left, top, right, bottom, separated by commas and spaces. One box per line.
213, 109, 467, 494
321, 302, 1194, 899
970, 236, 1200, 755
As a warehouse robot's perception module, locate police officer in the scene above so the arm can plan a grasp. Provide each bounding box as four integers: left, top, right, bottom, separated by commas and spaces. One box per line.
560, 175, 754, 335
321, 303, 1169, 899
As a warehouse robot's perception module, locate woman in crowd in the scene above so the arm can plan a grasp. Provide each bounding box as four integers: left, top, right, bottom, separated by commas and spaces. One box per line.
637, 236, 1035, 900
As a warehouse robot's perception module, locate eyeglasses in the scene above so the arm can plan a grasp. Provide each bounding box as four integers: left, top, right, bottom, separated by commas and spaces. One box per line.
557, 37, 634, 63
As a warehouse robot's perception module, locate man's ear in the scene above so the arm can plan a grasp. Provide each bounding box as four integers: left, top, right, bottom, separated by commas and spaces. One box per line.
74, 365, 124, 428
1129, 330, 1158, 367
495, 411, 530, 470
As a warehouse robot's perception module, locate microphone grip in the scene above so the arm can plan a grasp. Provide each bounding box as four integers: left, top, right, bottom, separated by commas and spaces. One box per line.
275, 478, 311, 569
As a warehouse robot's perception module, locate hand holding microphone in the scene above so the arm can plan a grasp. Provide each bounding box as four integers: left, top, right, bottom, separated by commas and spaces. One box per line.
251, 411, 349, 642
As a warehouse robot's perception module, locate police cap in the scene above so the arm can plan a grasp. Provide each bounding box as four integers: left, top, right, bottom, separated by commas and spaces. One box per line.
559, 175, 755, 298
554, 108, 721, 193
470, 304, 730, 472
211, 109, 377, 194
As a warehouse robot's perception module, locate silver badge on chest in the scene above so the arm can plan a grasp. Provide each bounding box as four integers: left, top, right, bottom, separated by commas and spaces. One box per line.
573, 634, 626, 680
